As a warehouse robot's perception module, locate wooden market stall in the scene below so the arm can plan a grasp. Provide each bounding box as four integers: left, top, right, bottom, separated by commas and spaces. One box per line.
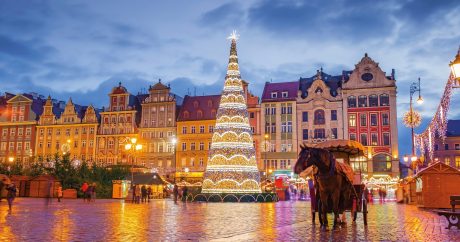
413, 161, 460, 208
114, 173, 169, 199
28, 175, 61, 198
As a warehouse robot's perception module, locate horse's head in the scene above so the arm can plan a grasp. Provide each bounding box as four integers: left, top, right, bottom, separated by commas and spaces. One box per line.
294, 145, 332, 174
294, 144, 315, 174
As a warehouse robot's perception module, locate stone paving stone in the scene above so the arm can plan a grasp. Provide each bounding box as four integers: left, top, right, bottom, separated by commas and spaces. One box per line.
0, 198, 459, 241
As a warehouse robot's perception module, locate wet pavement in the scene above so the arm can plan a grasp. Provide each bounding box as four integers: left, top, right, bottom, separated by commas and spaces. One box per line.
1, 198, 459, 241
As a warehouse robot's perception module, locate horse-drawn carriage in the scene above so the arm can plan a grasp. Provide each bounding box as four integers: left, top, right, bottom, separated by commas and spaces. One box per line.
295, 140, 368, 229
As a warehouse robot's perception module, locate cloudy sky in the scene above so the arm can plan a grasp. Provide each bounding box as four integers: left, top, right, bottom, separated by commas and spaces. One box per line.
1, 0, 460, 157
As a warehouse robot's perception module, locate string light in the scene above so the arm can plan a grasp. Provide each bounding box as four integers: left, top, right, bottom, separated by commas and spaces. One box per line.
202, 33, 261, 194
415, 74, 456, 159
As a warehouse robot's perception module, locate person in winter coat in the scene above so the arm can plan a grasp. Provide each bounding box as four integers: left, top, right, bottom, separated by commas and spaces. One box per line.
81, 182, 89, 202
57, 186, 63, 202
135, 185, 141, 204
6, 183, 17, 211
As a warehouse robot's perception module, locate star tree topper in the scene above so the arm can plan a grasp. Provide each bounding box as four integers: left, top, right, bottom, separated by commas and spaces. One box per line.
227, 30, 239, 41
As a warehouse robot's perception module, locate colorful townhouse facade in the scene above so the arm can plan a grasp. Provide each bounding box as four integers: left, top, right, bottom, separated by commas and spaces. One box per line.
35, 96, 99, 163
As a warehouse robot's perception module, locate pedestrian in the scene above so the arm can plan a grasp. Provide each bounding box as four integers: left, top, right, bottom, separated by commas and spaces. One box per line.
91, 183, 97, 202
6, 183, 17, 211
86, 184, 93, 203
173, 184, 179, 204
0, 179, 4, 202
57, 186, 63, 202
147, 186, 152, 202
80, 182, 88, 202
131, 184, 136, 203
141, 185, 147, 203
135, 185, 141, 204
182, 185, 188, 203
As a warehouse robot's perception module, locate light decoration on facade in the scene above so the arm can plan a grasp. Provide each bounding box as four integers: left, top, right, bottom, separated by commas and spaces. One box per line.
403, 110, 422, 128
201, 32, 261, 194
362, 174, 399, 189
415, 74, 456, 159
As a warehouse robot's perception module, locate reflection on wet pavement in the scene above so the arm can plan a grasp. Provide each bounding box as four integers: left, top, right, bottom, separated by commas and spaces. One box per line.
0, 198, 459, 241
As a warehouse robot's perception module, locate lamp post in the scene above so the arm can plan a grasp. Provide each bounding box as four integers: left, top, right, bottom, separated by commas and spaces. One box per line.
124, 137, 142, 187
450, 47, 460, 86
264, 134, 269, 180
171, 137, 177, 183
408, 78, 423, 159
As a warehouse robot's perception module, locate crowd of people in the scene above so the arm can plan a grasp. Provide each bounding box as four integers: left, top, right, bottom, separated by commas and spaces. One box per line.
80, 182, 97, 202
131, 184, 153, 204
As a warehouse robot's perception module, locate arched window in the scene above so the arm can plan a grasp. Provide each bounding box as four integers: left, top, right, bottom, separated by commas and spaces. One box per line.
197, 110, 203, 119
380, 94, 389, 106
208, 100, 213, 107
358, 95, 367, 107
193, 101, 199, 108
373, 154, 392, 172
348, 96, 357, 108
183, 111, 189, 119
369, 95, 378, 107
314, 110, 325, 125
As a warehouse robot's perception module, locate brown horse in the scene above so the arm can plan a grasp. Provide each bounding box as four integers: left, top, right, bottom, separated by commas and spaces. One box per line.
294, 146, 352, 229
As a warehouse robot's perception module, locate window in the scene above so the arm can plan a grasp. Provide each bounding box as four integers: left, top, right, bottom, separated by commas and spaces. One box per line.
281, 91, 288, 98
358, 95, 367, 107
26, 128, 31, 136
349, 114, 356, 127
445, 157, 451, 166
456, 144, 460, 150
17, 142, 22, 151
25, 142, 30, 151
370, 114, 378, 126
199, 142, 204, 150
66, 129, 70, 136
360, 114, 367, 126
350, 133, 356, 141
381, 113, 389, 126
209, 125, 214, 133
181, 158, 186, 167
89, 140, 94, 147
47, 129, 52, 135
75, 128, 79, 135
445, 144, 449, 150
271, 92, 277, 98
287, 105, 292, 114
182, 142, 187, 151
331, 110, 337, 121
281, 106, 287, 114
271, 107, 276, 115
331, 128, 337, 139
265, 107, 270, 115
360, 133, 368, 146
380, 94, 389, 106
302, 112, 308, 122
373, 154, 392, 172
47, 141, 51, 148
454, 156, 460, 168
369, 95, 378, 107
82, 140, 86, 147
182, 126, 187, 134
39, 129, 44, 136
18, 128, 23, 136
191, 142, 196, 151
371, 133, 378, 146
0, 142, 6, 151
191, 126, 196, 134
314, 129, 325, 139
199, 158, 204, 167
302, 129, 308, 140
200, 125, 205, 133
381, 133, 390, 146
314, 110, 325, 125
348, 96, 357, 108
250, 112, 254, 118
2, 129, 7, 136
434, 144, 439, 151
197, 110, 203, 119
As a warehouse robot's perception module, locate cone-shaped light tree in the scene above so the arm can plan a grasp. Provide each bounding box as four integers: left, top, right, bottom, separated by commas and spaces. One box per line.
201, 32, 261, 194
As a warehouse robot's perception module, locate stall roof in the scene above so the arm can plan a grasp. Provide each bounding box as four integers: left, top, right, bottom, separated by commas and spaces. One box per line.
132, 173, 167, 185
415, 161, 460, 178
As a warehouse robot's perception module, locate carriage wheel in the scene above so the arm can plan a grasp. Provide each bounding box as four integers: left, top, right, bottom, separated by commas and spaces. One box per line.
363, 199, 368, 225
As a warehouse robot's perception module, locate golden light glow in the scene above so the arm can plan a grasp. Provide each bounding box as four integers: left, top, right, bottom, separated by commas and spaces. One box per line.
450, 50, 460, 80
135, 144, 142, 151
416, 96, 424, 104
8, 156, 14, 162
411, 156, 417, 162
125, 143, 132, 150
130, 137, 137, 144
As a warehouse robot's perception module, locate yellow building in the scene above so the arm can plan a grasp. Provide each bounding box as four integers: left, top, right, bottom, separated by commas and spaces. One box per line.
175, 95, 220, 183
36, 96, 98, 163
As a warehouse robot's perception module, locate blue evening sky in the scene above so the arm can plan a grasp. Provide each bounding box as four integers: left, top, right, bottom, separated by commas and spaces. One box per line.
1, 0, 460, 158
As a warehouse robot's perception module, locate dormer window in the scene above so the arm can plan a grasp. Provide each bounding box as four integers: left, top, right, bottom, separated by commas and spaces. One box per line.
208, 100, 213, 107
281, 91, 288, 98
271, 92, 277, 98
193, 101, 199, 108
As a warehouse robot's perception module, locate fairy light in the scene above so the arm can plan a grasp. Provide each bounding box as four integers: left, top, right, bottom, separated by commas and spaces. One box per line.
202, 32, 261, 194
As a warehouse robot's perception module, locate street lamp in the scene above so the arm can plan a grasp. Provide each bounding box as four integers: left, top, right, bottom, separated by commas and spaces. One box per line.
7, 156, 14, 174
408, 78, 423, 158
450, 47, 460, 85
171, 137, 177, 183
264, 134, 269, 180
124, 137, 143, 188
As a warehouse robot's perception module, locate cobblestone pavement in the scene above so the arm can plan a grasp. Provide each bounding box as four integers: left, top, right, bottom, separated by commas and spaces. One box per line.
1, 198, 459, 241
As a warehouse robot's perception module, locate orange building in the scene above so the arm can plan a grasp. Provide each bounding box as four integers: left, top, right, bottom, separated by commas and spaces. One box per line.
96, 83, 140, 166
35, 96, 99, 163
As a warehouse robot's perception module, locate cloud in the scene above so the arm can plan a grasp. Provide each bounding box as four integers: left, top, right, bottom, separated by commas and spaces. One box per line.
199, 3, 246, 28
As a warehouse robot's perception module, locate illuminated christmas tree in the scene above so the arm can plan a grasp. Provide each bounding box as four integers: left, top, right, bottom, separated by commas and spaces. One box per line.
201, 31, 261, 194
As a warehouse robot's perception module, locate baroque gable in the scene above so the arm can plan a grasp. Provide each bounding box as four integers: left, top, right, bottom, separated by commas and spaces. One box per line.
6, 94, 32, 104
342, 53, 396, 90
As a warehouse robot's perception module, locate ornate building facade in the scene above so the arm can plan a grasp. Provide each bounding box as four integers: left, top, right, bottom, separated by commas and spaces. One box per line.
297, 70, 344, 146
433, 120, 460, 169
96, 83, 140, 166
35, 96, 99, 163
138, 80, 180, 174
342, 54, 399, 177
